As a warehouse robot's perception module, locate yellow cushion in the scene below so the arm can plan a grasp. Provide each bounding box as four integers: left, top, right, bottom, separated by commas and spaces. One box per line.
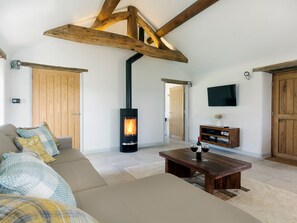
0, 194, 98, 223
15, 136, 55, 163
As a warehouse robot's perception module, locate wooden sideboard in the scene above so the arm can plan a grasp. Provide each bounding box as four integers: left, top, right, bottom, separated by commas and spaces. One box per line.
200, 125, 240, 148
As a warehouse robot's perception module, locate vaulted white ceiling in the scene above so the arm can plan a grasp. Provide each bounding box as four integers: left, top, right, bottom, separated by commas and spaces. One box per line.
0, 0, 101, 53
1, 0, 297, 74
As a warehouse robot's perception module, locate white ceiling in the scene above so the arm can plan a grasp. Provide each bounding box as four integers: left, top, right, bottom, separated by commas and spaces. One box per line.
0, 0, 100, 53
1, 0, 297, 74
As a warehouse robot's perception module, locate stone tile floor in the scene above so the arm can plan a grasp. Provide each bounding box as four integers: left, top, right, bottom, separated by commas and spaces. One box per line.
86, 140, 297, 195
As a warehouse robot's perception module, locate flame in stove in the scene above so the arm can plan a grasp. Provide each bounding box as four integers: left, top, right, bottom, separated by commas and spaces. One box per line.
124, 118, 137, 136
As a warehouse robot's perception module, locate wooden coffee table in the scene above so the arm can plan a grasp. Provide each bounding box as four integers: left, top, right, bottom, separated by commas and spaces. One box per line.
159, 148, 251, 194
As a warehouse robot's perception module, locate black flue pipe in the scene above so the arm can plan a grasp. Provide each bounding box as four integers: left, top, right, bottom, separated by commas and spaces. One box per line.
125, 27, 144, 109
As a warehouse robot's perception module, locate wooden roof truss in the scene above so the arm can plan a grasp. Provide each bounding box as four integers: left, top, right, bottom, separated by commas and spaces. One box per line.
44, 0, 219, 63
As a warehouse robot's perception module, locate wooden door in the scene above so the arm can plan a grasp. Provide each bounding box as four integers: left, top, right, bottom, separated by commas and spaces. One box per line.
272, 71, 297, 160
32, 68, 80, 149
169, 85, 185, 141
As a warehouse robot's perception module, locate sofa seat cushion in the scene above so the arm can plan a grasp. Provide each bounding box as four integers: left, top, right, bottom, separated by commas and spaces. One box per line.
75, 173, 260, 223
52, 148, 87, 164
50, 159, 107, 193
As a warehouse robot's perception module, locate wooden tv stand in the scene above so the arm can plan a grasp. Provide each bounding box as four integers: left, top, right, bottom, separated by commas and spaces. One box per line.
200, 125, 240, 148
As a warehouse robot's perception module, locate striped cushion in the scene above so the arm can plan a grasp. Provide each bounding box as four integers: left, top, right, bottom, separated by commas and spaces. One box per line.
0, 194, 98, 223
17, 125, 59, 156
0, 153, 76, 207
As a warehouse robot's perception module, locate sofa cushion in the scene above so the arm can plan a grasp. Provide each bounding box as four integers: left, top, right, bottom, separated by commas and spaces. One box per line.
58, 136, 72, 149
0, 124, 19, 161
51, 159, 107, 193
0, 194, 98, 223
17, 122, 61, 149
0, 133, 18, 161
0, 152, 76, 207
40, 121, 61, 148
52, 147, 87, 164
75, 173, 260, 223
17, 125, 59, 156
0, 124, 18, 140
14, 136, 55, 164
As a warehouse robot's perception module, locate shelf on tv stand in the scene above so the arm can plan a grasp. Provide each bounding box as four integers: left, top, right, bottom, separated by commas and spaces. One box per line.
200, 125, 240, 148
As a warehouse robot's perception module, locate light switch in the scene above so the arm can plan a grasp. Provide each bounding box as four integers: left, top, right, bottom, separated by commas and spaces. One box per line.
12, 98, 21, 104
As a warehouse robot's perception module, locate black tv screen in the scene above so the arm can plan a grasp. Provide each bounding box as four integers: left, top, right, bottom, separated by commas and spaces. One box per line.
207, 84, 237, 106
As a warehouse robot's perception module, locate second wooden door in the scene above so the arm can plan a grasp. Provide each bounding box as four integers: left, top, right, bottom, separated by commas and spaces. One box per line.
272, 71, 297, 160
32, 68, 80, 149
169, 85, 185, 141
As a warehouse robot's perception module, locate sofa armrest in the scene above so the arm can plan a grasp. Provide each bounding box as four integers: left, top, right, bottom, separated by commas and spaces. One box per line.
58, 137, 72, 149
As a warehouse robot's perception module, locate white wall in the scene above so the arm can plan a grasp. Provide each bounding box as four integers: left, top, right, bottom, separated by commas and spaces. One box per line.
0, 59, 11, 125
261, 72, 273, 156
133, 61, 190, 147
8, 66, 32, 127
0, 60, 6, 125
189, 65, 272, 157
8, 39, 190, 153
164, 83, 179, 137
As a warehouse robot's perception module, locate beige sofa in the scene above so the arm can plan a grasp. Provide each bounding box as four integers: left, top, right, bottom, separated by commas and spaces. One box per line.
0, 124, 260, 223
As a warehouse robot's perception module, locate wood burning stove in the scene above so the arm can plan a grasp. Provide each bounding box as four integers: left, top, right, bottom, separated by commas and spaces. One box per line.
120, 28, 144, 153
119, 53, 141, 152
120, 109, 137, 152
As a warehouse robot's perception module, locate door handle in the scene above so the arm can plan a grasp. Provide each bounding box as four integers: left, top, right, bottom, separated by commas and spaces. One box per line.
72, 113, 81, 115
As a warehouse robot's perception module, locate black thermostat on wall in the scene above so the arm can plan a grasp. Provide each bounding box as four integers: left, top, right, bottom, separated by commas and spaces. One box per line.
12, 98, 21, 104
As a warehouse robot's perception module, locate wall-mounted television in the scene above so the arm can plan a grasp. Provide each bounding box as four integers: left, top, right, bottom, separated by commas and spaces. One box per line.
207, 84, 237, 106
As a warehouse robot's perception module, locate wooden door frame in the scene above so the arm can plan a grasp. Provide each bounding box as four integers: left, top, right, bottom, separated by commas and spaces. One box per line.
271, 72, 279, 158
163, 80, 191, 142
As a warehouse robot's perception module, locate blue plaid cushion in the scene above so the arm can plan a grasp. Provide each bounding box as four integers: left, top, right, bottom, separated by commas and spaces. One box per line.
0, 153, 76, 207
17, 125, 59, 156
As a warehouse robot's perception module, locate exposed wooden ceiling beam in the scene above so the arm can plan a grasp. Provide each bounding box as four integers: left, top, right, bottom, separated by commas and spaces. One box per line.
136, 15, 166, 49
161, 78, 192, 86
0, 48, 7, 60
44, 24, 188, 63
92, 8, 167, 49
92, 11, 129, 30
147, 0, 219, 44
96, 0, 121, 21
20, 61, 88, 73
92, 0, 121, 28
253, 59, 297, 73
127, 6, 138, 39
